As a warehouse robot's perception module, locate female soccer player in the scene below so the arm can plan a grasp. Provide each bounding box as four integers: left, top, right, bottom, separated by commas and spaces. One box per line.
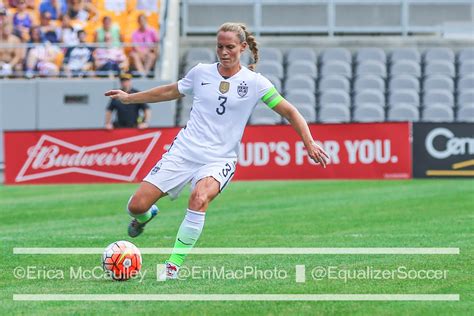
105, 22, 329, 279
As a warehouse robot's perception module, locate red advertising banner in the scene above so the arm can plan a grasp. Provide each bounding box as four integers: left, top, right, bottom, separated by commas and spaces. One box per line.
4, 123, 411, 184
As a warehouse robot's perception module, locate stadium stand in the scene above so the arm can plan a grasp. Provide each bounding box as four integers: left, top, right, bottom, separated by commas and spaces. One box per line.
319, 104, 351, 123
354, 90, 385, 108
320, 48, 352, 64
320, 75, 350, 93
353, 103, 385, 123
387, 103, 420, 122
286, 47, 317, 65
356, 47, 386, 65
250, 104, 281, 125
424, 75, 454, 93
285, 90, 316, 107
320, 90, 350, 108
423, 90, 454, 108
458, 90, 474, 108
321, 60, 352, 78
354, 75, 385, 92
178, 41, 473, 126
287, 60, 317, 79
422, 104, 454, 122
256, 60, 284, 79
356, 60, 387, 78
285, 75, 316, 94
259, 47, 283, 64
391, 60, 421, 78
0, 0, 162, 78
294, 103, 317, 123
264, 74, 282, 93
457, 104, 474, 122
389, 75, 419, 92
390, 48, 421, 64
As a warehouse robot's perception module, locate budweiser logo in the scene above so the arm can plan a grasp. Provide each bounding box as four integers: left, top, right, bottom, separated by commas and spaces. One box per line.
16, 132, 161, 182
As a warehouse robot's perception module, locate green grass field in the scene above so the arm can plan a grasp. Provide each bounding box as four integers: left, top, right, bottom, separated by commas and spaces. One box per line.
1, 180, 473, 315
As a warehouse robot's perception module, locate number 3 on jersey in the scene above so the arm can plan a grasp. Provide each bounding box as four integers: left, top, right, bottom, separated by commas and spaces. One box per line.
216, 96, 227, 115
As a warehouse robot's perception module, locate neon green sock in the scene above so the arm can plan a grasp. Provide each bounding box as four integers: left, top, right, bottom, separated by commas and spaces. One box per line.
133, 210, 152, 223
168, 209, 205, 266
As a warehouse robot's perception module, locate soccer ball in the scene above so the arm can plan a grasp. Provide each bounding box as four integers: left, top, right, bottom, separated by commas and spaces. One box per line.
102, 240, 142, 281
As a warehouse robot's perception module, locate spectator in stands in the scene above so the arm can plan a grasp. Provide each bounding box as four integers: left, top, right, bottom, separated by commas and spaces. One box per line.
63, 29, 93, 77
0, 15, 24, 77
39, 0, 67, 20
0, 0, 7, 11
94, 15, 121, 47
130, 13, 159, 77
105, 73, 151, 129
0, 4, 11, 25
57, 13, 79, 46
25, 25, 62, 78
39, 11, 59, 43
93, 32, 128, 77
66, 0, 97, 23
12, 0, 33, 41
8, 0, 35, 9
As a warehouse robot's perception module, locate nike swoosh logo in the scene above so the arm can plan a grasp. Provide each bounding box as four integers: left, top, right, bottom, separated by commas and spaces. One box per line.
201, 82, 210, 86
118, 249, 132, 264
177, 238, 193, 246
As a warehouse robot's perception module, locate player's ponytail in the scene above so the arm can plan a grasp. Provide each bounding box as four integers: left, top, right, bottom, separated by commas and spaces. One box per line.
239, 23, 259, 71
218, 22, 259, 71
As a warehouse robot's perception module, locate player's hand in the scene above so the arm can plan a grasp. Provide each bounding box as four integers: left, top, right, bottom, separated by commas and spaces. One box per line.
105, 123, 113, 130
307, 141, 329, 168
104, 89, 130, 103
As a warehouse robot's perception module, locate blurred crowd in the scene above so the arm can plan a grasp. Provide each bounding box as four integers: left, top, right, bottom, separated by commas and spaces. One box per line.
0, 0, 160, 78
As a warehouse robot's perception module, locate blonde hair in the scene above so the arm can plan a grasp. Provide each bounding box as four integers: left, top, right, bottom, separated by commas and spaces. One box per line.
218, 22, 259, 71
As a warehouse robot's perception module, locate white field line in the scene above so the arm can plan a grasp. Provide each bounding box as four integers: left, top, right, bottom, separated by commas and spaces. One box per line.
13, 294, 460, 301
13, 247, 460, 255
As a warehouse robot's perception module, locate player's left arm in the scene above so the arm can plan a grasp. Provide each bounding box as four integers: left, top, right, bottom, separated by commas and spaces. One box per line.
272, 99, 329, 168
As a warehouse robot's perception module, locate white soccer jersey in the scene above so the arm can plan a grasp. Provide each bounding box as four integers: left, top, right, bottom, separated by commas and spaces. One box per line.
168, 62, 282, 163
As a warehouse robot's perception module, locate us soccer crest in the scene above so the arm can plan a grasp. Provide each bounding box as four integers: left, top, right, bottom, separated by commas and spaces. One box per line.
219, 81, 230, 94
237, 81, 248, 97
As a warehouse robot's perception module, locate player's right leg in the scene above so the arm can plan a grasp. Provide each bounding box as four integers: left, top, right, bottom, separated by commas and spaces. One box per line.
127, 181, 166, 237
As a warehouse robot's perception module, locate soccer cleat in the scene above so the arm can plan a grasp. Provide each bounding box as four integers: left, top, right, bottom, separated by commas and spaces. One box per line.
162, 261, 179, 280
127, 205, 159, 238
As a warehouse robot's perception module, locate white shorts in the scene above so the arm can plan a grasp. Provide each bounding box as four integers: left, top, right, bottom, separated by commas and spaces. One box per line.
143, 154, 237, 200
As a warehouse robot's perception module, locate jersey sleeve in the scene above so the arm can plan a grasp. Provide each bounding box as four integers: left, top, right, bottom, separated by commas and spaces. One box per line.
257, 73, 284, 109
177, 63, 199, 96
107, 100, 116, 111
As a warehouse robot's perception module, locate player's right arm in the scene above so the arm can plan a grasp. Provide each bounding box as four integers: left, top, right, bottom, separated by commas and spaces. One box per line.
105, 83, 182, 104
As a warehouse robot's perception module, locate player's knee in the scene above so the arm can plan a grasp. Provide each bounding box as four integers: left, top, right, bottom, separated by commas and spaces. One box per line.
189, 190, 209, 211
127, 196, 149, 215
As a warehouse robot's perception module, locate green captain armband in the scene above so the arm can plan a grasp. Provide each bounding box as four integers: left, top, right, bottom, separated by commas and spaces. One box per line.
261, 87, 284, 109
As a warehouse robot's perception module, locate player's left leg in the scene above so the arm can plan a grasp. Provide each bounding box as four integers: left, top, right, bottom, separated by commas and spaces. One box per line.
166, 177, 219, 269
164, 161, 237, 279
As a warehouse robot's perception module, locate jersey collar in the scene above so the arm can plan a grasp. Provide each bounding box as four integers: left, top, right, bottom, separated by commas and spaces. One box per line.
216, 62, 243, 80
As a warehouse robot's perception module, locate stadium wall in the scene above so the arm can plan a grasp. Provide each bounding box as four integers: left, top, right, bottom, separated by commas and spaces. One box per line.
4, 122, 473, 184
4, 123, 412, 184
